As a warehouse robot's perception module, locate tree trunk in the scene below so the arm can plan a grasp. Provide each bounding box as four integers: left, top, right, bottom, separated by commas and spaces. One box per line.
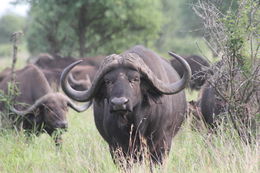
78, 4, 87, 57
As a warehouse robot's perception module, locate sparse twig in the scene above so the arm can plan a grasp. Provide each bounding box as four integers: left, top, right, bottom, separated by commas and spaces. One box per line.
9, 31, 23, 104
193, 0, 260, 142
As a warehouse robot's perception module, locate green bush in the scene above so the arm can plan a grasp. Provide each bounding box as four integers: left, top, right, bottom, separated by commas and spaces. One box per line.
157, 36, 213, 60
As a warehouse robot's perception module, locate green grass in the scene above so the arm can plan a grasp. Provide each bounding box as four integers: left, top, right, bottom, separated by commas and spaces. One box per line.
0, 108, 258, 173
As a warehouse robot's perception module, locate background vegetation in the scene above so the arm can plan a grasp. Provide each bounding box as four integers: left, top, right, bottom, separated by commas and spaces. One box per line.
0, 0, 221, 59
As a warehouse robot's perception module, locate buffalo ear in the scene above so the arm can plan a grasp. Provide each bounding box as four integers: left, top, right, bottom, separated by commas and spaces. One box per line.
141, 79, 162, 106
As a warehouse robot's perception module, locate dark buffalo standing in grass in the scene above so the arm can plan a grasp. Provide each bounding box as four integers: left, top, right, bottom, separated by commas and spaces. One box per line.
194, 58, 260, 129
198, 82, 227, 128
199, 81, 259, 129
170, 55, 210, 90
0, 64, 90, 145
61, 45, 191, 164
187, 88, 226, 132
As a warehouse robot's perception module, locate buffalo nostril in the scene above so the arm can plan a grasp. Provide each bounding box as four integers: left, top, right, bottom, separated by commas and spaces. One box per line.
56, 121, 68, 129
111, 97, 129, 111
111, 97, 128, 106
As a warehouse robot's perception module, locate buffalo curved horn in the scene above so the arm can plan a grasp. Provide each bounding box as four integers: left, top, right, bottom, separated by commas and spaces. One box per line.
68, 73, 91, 88
53, 93, 92, 112
60, 60, 96, 102
66, 97, 92, 112
68, 73, 77, 84
60, 52, 191, 102
120, 52, 191, 95
11, 93, 92, 116
60, 55, 119, 102
10, 94, 53, 116
153, 51, 191, 94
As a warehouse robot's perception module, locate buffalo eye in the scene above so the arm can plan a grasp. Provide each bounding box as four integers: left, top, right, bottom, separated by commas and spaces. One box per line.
129, 76, 140, 83
133, 76, 140, 82
104, 79, 113, 86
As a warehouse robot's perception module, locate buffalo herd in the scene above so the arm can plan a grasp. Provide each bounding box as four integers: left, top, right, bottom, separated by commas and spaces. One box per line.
0, 44, 233, 165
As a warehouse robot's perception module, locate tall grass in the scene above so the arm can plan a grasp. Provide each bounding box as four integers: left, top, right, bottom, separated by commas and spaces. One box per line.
0, 108, 258, 173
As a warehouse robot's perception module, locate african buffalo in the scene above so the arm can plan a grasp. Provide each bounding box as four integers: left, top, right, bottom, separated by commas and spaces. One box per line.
60, 45, 191, 164
67, 65, 98, 91
198, 70, 260, 129
0, 64, 90, 145
32, 53, 76, 70
32, 53, 104, 70
70, 65, 98, 81
170, 55, 210, 90
31, 53, 101, 91
81, 55, 105, 67
189, 82, 226, 128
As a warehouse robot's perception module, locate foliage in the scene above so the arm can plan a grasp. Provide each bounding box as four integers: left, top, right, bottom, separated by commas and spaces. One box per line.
154, 0, 240, 57
23, 0, 163, 57
179, 0, 239, 38
0, 82, 20, 130
222, 0, 259, 73
154, 0, 181, 52
154, 0, 213, 56
0, 13, 26, 44
194, 0, 260, 141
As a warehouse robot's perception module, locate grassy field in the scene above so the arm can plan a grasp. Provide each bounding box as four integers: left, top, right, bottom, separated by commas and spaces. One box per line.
0, 108, 259, 173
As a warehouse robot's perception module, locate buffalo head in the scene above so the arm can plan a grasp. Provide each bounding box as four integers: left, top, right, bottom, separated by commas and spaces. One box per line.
11, 93, 91, 133
60, 52, 191, 102
103, 67, 142, 113
60, 52, 191, 127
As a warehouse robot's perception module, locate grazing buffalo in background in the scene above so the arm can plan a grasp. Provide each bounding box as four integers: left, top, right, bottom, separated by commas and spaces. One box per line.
170, 55, 210, 90
31, 53, 102, 90
186, 60, 227, 128
0, 64, 90, 145
196, 82, 227, 128
31, 53, 105, 69
61, 45, 191, 164
82, 55, 105, 67
31, 53, 76, 70
198, 67, 259, 129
